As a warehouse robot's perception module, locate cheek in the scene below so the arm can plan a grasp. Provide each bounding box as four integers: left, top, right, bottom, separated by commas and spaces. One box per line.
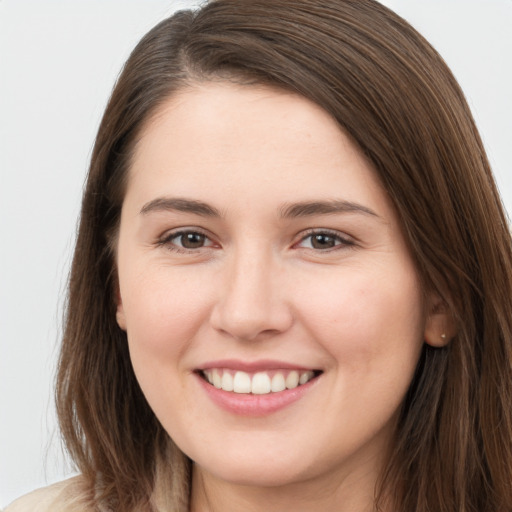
120, 269, 214, 388
120, 270, 216, 432
297, 265, 425, 370
294, 267, 426, 452
123, 269, 208, 341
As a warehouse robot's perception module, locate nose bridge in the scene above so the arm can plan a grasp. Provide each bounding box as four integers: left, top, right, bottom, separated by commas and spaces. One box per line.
211, 242, 292, 340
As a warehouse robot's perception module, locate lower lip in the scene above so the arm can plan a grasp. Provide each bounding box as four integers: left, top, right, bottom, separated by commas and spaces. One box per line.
195, 373, 320, 416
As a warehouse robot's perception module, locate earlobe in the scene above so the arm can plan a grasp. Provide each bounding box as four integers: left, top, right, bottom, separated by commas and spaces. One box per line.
116, 306, 127, 331
115, 287, 127, 331
424, 297, 456, 347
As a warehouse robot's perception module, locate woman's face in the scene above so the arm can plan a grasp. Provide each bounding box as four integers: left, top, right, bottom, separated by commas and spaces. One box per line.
116, 83, 437, 492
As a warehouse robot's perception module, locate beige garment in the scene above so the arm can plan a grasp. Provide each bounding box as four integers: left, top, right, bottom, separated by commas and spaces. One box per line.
4, 478, 84, 512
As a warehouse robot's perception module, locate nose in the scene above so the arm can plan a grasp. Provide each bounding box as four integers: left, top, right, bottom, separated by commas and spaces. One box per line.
210, 248, 294, 341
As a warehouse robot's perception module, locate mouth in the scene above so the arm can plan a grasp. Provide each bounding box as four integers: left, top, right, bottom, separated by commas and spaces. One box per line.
198, 368, 322, 395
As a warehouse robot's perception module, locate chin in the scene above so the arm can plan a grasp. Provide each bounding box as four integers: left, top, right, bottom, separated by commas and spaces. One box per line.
197, 458, 309, 488
188, 433, 332, 490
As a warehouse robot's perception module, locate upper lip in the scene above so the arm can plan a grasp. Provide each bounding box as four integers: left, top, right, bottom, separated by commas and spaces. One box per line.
196, 359, 320, 372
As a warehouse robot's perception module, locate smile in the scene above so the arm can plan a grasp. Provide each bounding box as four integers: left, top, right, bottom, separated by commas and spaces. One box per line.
200, 369, 320, 395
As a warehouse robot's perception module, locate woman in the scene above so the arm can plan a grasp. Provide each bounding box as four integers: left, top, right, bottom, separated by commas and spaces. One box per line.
7, 0, 512, 511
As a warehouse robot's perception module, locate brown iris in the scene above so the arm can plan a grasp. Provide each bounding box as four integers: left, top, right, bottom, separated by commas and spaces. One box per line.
180, 232, 206, 249
310, 234, 337, 249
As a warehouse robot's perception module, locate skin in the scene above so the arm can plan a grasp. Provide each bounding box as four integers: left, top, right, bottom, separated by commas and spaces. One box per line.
116, 82, 451, 512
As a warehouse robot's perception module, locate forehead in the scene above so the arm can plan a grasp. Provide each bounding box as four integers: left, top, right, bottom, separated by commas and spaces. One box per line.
126, 82, 389, 218
134, 82, 350, 161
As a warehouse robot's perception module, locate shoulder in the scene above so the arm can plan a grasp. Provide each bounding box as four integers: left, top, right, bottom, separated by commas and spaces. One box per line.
4, 476, 90, 512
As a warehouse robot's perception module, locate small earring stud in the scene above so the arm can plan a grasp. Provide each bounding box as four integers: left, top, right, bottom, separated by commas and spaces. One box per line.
441, 333, 446, 340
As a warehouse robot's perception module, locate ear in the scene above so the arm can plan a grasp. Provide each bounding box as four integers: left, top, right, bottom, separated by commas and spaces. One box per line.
424, 294, 456, 347
115, 286, 127, 331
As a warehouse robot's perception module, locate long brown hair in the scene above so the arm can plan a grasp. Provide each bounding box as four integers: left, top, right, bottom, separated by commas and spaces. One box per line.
56, 1, 512, 510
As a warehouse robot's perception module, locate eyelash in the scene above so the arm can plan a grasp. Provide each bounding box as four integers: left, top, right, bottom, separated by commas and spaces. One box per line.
295, 229, 355, 251
157, 228, 355, 254
157, 229, 215, 254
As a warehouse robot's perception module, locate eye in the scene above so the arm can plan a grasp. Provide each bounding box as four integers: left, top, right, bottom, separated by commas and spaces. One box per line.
296, 230, 354, 250
159, 229, 216, 252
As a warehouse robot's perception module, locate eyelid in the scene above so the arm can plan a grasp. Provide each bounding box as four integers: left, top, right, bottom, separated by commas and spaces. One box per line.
157, 227, 218, 253
155, 226, 355, 254
294, 228, 356, 250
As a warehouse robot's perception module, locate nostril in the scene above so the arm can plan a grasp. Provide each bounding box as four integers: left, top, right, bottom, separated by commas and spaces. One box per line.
210, 301, 294, 342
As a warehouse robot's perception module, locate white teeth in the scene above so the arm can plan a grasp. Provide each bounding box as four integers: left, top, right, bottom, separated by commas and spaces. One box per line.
299, 371, 314, 385
233, 371, 252, 393
202, 369, 317, 394
221, 372, 234, 391
285, 370, 299, 389
251, 372, 271, 394
212, 369, 222, 389
271, 373, 286, 392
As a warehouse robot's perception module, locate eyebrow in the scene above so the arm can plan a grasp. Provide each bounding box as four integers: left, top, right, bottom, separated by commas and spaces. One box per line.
140, 197, 379, 220
140, 197, 222, 217
279, 200, 379, 219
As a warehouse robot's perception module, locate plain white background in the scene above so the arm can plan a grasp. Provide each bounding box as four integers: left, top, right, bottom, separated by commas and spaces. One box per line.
1, 0, 511, 507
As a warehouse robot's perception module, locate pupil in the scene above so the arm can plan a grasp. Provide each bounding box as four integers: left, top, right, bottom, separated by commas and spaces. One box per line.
182, 233, 205, 249
312, 234, 334, 249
